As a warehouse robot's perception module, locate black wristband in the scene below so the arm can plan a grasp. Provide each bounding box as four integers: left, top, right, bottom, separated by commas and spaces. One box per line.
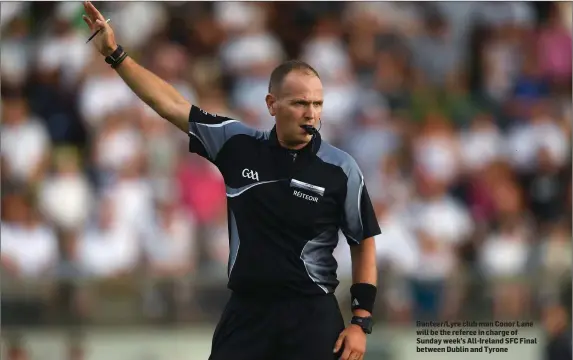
105, 45, 128, 69
350, 283, 377, 314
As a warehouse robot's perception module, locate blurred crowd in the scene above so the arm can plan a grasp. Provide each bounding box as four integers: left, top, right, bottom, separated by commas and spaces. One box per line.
1, 1, 571, 330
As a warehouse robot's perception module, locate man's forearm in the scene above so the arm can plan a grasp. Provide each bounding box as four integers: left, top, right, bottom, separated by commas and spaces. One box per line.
82, 2, 190, 133
115, 56, 190, 132
350, 237, 377, 316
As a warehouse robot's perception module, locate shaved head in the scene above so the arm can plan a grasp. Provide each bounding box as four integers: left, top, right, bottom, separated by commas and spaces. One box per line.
268, 60, 320, 96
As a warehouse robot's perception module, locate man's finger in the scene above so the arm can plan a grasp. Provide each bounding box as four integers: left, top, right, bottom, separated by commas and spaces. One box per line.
333, 334, 345, 353
94, 19, 107, 30
90, 2, 106, 21
83, 2, 96, 22
349, 351, 362, 360
85, 1, 105, 22
340, 346, 352, 360
82, 15, 94, 31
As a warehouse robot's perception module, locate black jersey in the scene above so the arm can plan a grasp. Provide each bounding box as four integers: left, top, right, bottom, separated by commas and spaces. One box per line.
188, 105, 381, 296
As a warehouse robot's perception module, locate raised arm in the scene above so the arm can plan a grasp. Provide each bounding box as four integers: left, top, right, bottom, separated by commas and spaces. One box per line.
82, 1, 190, 133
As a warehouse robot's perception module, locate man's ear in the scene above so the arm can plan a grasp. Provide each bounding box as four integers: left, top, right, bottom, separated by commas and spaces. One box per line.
265, 93, 277, 116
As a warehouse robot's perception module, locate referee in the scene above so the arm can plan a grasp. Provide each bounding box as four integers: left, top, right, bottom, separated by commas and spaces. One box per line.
83, 3, 380, 360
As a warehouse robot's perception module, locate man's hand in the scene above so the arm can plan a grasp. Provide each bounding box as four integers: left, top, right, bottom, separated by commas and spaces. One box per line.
333, 324, 367, 360
82, 1, 117, 57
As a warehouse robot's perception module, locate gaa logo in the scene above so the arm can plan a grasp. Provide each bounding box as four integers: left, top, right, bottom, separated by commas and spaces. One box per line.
242, 168, 259, 181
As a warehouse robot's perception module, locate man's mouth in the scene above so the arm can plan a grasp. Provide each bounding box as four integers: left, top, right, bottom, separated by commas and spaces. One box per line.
300, 125, 316, 135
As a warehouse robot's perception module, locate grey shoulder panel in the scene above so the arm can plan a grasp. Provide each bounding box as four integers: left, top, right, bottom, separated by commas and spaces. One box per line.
316, 142, 364, 244
316, 142, 360, 174
189, 120, 266, 161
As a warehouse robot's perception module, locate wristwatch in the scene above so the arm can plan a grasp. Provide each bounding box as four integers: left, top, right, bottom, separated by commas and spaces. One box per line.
351, 316, 373, 334
105, 45, 128, 69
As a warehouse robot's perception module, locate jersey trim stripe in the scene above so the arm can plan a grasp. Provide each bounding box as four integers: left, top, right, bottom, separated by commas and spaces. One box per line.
356, 175, 364, 239
196, 119, 239, 128
226, 180, 283, 198
228, 209, 241, 278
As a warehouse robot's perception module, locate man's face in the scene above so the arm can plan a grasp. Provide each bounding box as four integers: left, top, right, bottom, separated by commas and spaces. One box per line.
266, 71, 323, 148
2, 194, 27, 223
2, 97, 27, 126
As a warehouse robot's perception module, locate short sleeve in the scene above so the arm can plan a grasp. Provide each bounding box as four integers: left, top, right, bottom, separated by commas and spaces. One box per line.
188, 105, 258, 162
341, 164, 381, 245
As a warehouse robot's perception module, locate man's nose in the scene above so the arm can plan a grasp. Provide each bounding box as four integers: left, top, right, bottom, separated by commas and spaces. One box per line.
303, 106, 317, 121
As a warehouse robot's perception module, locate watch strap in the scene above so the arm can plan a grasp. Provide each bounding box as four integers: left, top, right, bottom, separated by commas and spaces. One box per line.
351, 316, 373, 334
105, 45, 128, 69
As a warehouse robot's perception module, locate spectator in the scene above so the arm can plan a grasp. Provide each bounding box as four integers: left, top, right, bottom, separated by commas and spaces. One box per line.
372, 197, 418, 323
1, 14, 32, 88
144, 191, 198, 276
538, 220, 572, 303
36, 3, 95, 90
406, 160, 473, 320
409, 11, 462, 89
480, 178, 533, 319
142, 191, 198, 321
525, 146, 569, 229
76, 195, 140, 278
459, 112, 505, 175
78, 59, 137, 129
1, 88, 51, 185
38, 146, 93, 232
342, 91, 397, 179
176, 155, 226, 227
1, 186, 59, 278
537, 3, 572, 90
203, 206, 231, 276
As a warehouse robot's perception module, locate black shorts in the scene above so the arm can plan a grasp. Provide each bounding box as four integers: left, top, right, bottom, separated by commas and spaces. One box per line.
209, 292, 346, 360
